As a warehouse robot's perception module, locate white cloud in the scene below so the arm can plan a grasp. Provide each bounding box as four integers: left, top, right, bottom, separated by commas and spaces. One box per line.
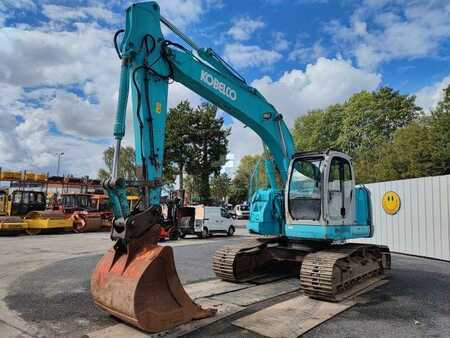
0, 0, 36, 13
0, 25, 115, 86
161, 0, 203, 28
328, 1, 450, 70
251, 57, 381, 124
168, 82, 202, 109
0, 24, 121, 141
288, 40, 325, 63
0, 105, 92, 177
415, 75, 450, 113
223, 43, 282, 69
0, 82, 23, 108
42, 4, 120, 24
0, 3, 204, 177
0, 82, 106, 176
205, 0, 225, 10
273, 32, 289, 51
227, 17, 265, 41
226, 120, 265, 174
226, 57, 381, 171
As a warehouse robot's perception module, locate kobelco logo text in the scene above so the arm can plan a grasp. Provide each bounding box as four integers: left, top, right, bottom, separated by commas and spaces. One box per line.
200, 70, 237, 101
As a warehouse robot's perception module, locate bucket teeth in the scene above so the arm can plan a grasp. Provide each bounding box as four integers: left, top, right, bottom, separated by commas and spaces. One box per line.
91, 227, 216, 333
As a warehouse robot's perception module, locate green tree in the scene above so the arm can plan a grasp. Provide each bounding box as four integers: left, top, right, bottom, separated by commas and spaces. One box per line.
346, 88, 422, 182
210, 173, 232, 203
183, 174, 198, 204
292, 86, 424, 183
338, 87, 421, 154
361, 86, 450, 182
164, 101, 194, 190
430, 84, 450, 174
185, 103, 230, 202
229, 154, 266, 204
365, 121, 443, 182
293, 104, 343, 151
98, 146, 136, 180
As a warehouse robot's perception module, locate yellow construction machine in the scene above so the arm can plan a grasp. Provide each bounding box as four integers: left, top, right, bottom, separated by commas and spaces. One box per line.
0, 189, 26, 233
0, 189, 71, 235
24, 209, 73, 235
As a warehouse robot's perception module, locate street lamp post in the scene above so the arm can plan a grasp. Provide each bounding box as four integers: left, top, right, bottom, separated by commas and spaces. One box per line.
56, 152, 64, 176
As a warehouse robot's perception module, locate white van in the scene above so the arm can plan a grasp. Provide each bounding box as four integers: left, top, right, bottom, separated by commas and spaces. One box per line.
194, 206, 234, 238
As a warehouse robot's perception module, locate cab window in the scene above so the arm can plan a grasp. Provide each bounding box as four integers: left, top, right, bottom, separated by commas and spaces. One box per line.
328, 157, 353, 220
62, 195, 74, 206
29, 192, 36, 203
36, 193, 44, 203
13, 192, 22, 204
98, 199, 111, 211
288, 157, 322, 220
220, 208, 230, 218
79, 195, 90, 208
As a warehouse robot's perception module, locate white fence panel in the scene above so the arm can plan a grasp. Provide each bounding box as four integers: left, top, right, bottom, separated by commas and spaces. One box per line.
354, 175, 450, 261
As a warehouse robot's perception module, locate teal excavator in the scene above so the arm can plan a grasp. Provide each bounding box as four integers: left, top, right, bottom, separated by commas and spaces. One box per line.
91, 2, 391, 333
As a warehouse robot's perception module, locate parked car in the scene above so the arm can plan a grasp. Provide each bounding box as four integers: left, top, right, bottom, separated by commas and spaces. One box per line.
191, 206, 235, 238
234, 203, 249, 219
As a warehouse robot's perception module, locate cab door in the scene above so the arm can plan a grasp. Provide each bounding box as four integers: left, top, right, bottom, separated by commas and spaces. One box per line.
325, 156, 354, 225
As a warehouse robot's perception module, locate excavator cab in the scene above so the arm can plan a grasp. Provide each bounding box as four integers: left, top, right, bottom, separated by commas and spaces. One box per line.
284, 150, 373, 240
248, 150, 373, 240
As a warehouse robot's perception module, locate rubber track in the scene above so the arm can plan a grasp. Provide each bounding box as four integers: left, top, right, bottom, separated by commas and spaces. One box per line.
300, 244, 389, 301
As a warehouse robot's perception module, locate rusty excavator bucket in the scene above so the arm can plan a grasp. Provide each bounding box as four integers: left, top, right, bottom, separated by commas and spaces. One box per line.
91, 211, 216, 333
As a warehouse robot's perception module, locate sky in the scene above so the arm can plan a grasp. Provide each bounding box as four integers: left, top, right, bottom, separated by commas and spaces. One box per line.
0, 0, 449, 178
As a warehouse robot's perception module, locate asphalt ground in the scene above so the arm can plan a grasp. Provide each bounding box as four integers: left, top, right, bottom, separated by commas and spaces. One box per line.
0, 222, 449, 338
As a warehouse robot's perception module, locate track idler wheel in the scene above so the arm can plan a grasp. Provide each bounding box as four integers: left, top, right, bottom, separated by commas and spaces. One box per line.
91, 225, 216, 333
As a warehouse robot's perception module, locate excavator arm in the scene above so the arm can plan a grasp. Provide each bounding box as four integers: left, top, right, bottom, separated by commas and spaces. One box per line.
92, 1, 294, 333
107, 1, 295, 243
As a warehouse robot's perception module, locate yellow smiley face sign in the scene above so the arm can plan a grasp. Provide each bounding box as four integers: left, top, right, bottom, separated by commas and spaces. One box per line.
382, 191, 401, 215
